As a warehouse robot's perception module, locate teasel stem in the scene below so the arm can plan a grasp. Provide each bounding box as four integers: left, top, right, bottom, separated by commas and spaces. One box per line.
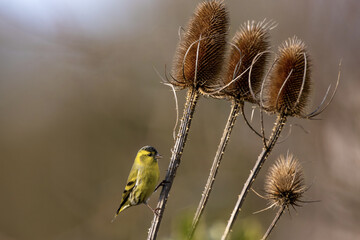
189, 99, 242, 239
221, 113, 287, 240
147, 88, 199, 240
261, 205, 286, 240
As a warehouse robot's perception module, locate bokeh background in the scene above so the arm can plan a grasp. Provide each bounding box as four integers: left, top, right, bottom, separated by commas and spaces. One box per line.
0, 0, 359, 239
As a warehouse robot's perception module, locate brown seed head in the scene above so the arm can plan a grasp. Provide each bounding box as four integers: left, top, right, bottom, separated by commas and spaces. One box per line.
222, 20, 272, 102
171, 0, 229, 93
264, 36, 311, 116
265, 154, 306, 209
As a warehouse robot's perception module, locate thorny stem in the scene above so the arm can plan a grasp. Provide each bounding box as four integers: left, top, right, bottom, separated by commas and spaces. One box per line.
261, 205, 286, 240
221, 114, 287, 240
189, 99, 242, 239
147, 88, 199, 240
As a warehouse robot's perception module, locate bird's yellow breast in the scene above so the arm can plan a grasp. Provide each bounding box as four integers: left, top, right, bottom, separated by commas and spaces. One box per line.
132, 162, 159, 203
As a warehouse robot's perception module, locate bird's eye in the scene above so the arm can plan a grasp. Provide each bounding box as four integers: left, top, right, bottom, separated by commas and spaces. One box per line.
148, 152, 152, 156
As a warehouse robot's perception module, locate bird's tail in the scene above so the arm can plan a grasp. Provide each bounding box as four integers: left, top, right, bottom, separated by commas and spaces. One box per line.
111, 209, 121, 223
111, 204, 128, 223
111, 213, 118, 223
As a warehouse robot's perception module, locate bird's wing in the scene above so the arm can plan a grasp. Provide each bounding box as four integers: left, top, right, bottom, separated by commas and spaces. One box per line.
116, 166, 139, 214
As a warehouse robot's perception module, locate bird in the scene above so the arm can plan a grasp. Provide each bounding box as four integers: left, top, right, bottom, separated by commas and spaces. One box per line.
112, 146, 161, 222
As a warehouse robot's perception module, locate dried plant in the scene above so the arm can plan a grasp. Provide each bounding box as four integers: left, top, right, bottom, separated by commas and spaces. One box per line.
261, 154, 307, 240
147, 1, 229, 239
189, 19, 273, 239
222, 36, 313, 240
265, 154, 306, 209
170, 0, 228, 93
145, 2, 339, 239
222, 20, 273, 102
222, 34, 339, 239
263, 37, 311, 116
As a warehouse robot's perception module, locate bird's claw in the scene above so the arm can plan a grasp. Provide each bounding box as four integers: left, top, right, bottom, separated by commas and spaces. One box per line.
154, 180, 171, 192
154, 207, 161, 216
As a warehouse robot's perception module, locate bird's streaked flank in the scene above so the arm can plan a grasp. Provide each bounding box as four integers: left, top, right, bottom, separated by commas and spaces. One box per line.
112, 146, 161, 222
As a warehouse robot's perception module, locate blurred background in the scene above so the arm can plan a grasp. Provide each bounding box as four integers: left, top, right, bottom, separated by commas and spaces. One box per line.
0, 0, 359, 239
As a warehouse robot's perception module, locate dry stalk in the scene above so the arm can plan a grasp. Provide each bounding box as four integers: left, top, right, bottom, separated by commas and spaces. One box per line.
189, 20, 272, 239
147, 2, 228, 239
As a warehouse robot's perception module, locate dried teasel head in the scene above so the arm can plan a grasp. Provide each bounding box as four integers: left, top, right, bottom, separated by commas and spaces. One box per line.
170, 0, 229, 93
265, 154, 306, 209
263, 36, 311, 116
222, 20, 272, 102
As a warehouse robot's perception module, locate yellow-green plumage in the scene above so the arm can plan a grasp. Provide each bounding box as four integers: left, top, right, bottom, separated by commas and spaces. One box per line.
113, 146, 160, 220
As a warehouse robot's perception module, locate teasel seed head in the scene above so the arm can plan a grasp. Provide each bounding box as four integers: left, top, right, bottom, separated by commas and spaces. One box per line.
265, 154, 306, 209
171, 0, 229, 93
264, 36, 311, 116
222, 20, 272, 102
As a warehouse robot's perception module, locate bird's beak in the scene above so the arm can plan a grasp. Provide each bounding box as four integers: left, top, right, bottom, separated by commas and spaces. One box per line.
155, 153, 162, 160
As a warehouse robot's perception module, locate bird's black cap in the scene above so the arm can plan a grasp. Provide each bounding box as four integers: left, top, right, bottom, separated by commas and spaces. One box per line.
140, 146, 158, 154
